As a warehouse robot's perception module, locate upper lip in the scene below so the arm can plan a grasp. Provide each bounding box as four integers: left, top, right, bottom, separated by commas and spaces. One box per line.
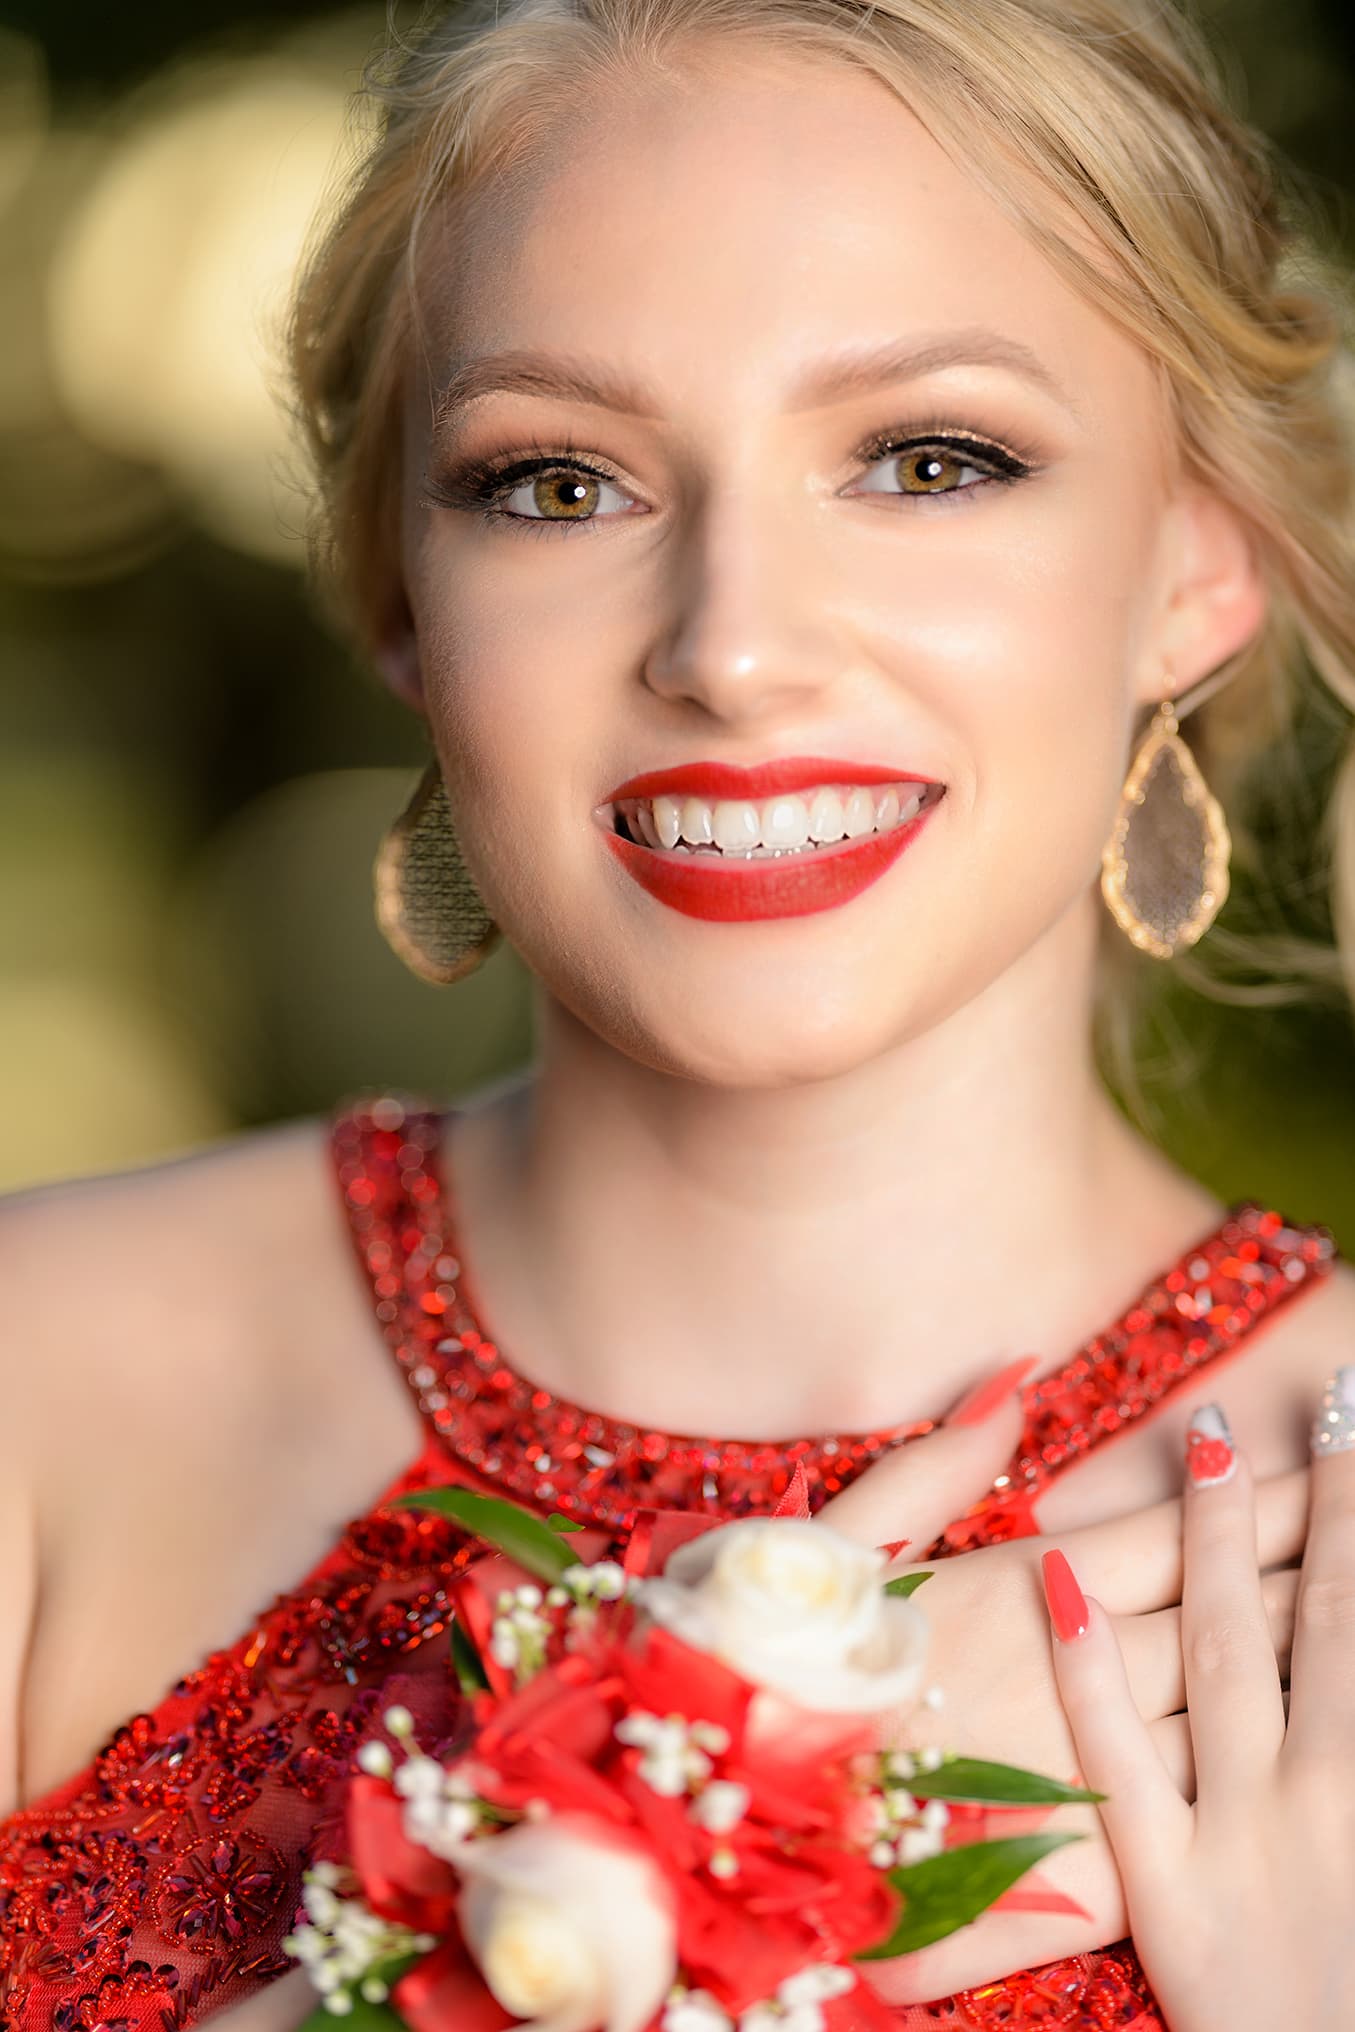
601, 756, 943, 804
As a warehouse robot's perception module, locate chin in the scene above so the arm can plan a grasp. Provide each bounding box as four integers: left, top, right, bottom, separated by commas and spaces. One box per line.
552, 964, 916, 1089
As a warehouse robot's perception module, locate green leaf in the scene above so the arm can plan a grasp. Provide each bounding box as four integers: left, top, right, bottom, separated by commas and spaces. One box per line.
392, 1488, 576, 1581
906, 1757, 1106, 1806
290, 1944, 425, 2032
293, 1995, 408, 2032
855, 1832, 1084, 1958
883, 1571, 933, 1598
547, 1513, 584, 1533
450, 1614, 491, 1694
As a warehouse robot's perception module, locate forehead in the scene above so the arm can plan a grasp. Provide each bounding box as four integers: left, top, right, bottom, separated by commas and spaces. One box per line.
413, 44, 1160, 435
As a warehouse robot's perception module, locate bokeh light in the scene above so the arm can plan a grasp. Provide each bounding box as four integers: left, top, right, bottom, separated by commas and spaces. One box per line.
47, 52, 356, 563
0, 0, 1352, 1238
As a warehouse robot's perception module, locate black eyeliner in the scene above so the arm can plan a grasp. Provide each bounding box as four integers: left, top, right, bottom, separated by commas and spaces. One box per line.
426, 417, 1041, 524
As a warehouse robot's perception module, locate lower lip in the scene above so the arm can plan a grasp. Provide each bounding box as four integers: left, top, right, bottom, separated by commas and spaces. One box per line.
599, 800, 941, 922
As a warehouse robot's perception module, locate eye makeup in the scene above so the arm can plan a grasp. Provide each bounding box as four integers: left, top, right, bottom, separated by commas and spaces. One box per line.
422, 412, 1045, 533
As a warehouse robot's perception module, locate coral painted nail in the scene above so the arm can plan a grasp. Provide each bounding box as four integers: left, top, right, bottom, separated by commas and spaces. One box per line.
945, 1355, 1040, 1428
1041, 1548, 1089, 1643
1185, 1402, 1236, 1488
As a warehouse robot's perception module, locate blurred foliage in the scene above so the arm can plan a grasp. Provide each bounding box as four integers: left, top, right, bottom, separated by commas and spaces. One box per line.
0, 0, 1351, 1268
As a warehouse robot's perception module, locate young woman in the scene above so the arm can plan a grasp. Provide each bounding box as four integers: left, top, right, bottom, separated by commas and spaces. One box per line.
3, 0, 1355, 2027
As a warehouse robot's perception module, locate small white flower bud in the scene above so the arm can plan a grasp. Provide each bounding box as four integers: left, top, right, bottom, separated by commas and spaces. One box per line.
383, 1706, 415, 1738
356, 1742, 394, 1779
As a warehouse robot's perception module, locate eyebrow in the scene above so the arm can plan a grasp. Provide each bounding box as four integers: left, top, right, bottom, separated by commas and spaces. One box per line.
430, 327, 1081, 431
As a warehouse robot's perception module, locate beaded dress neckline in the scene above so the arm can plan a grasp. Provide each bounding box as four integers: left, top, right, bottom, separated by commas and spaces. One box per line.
334, 1092, 1340, 1546
0, 1090, 1340, 2032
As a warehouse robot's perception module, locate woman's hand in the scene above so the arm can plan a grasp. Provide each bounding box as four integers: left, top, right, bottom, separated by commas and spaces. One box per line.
813, 1370, 1313, 2004
1042, 1376, 1355, 2032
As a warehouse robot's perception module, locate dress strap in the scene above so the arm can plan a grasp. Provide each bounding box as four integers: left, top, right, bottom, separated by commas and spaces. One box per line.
939, 1199, 1340, 1550
331, 1089, 460, 1390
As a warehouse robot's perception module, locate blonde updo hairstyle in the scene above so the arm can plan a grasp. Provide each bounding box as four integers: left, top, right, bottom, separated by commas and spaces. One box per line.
290, 0, 1355, 1129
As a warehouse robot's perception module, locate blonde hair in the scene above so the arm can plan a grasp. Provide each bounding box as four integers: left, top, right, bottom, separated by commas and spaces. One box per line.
289, 0, 1355, 1131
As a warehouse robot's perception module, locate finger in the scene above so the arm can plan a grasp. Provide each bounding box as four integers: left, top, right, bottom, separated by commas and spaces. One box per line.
1042, 1548, 1189, 1858
1118, 1565, 1298, 1719
1179, 1403, 1286, 1793
818, 1356, 1037, 1558
1066, 1461, 1309, 1614
1285, 1366, 1355, 1760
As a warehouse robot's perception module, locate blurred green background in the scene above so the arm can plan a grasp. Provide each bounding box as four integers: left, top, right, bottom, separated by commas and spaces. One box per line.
0, 0, 1352, 1252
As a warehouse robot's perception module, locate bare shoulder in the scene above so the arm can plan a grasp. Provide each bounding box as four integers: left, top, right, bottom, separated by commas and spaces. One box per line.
0, 1110, 426, 1807
0, 1113, 374, 1480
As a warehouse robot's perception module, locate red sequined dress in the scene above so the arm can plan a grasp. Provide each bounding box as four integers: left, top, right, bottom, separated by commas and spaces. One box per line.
0, 1092, 1341, 2032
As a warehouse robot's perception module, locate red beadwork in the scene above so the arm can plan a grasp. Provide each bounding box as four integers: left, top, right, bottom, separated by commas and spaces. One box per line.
0, 1088, 1338, 2032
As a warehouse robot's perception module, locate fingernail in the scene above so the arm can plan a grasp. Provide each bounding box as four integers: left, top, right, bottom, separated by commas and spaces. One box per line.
944, 1355, 1039, 1428
1311, 1366, 1355, 1457
1184, 1402, 1236, 1488
1041, 1548, 1089, 1643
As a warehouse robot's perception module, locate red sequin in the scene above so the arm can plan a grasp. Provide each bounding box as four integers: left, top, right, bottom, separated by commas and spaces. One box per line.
0, 1090, 1338, 2032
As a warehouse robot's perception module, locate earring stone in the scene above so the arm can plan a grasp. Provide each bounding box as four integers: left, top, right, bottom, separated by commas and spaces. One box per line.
373, 759, 500, 985
1100, 698, 1231, 959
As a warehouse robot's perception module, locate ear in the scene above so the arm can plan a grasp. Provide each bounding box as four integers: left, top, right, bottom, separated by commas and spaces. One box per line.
1138, 484, 1268, 710
372, 589, 428, 717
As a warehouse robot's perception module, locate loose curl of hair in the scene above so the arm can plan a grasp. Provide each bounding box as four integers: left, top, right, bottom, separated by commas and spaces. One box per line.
289, 0, 1355, 1135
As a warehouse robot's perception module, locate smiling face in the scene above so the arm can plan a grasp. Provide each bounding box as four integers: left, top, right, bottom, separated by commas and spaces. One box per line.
386, 43, 1256, 1086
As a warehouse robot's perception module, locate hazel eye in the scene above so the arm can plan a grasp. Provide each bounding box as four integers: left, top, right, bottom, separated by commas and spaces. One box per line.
857, 445, 994, 498
498, 469, 631, 522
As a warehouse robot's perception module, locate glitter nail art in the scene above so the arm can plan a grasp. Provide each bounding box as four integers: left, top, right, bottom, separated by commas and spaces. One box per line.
1185, 1401, 1236, 1487
1311, 1365, 1355, 1457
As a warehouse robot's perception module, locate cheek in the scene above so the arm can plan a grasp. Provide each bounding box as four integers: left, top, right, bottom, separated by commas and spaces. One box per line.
887, 488, 1151, 876
411, 586, 608, 922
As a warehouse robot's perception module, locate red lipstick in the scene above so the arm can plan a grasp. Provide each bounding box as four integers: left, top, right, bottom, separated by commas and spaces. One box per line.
595, 756, 945, 924
603, 757, 939, 802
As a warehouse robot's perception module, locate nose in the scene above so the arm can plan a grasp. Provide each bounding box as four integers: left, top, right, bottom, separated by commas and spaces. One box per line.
641, 491, 851, 724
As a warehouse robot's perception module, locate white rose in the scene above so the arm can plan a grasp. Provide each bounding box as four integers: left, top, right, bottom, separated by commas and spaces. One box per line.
637, 1518, 928, 1714
454, 1813, 678, 2032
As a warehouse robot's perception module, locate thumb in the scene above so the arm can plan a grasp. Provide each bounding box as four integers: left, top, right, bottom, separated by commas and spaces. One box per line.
816, 1355, 1037, 1560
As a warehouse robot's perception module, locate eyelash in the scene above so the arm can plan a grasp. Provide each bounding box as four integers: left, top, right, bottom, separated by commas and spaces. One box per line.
427, 420, 1039, 538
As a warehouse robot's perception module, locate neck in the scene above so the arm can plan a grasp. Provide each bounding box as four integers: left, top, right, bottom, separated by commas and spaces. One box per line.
447, 901, 1224, 1437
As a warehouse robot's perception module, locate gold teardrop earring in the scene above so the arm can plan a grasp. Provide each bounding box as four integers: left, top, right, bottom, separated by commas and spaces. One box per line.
1100, 674, 1232, 960
373, 758, 501, 984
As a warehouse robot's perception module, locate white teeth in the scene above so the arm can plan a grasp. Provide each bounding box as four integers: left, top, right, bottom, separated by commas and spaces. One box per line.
808, 787, 846, 843
762, 796, 811, 850
652, 795, 682, 849
615, 780, 938, 856
679, 796, 714, 846
843, 787, 876, 838
713, 800, 761, 852
636, 803, 662, 849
